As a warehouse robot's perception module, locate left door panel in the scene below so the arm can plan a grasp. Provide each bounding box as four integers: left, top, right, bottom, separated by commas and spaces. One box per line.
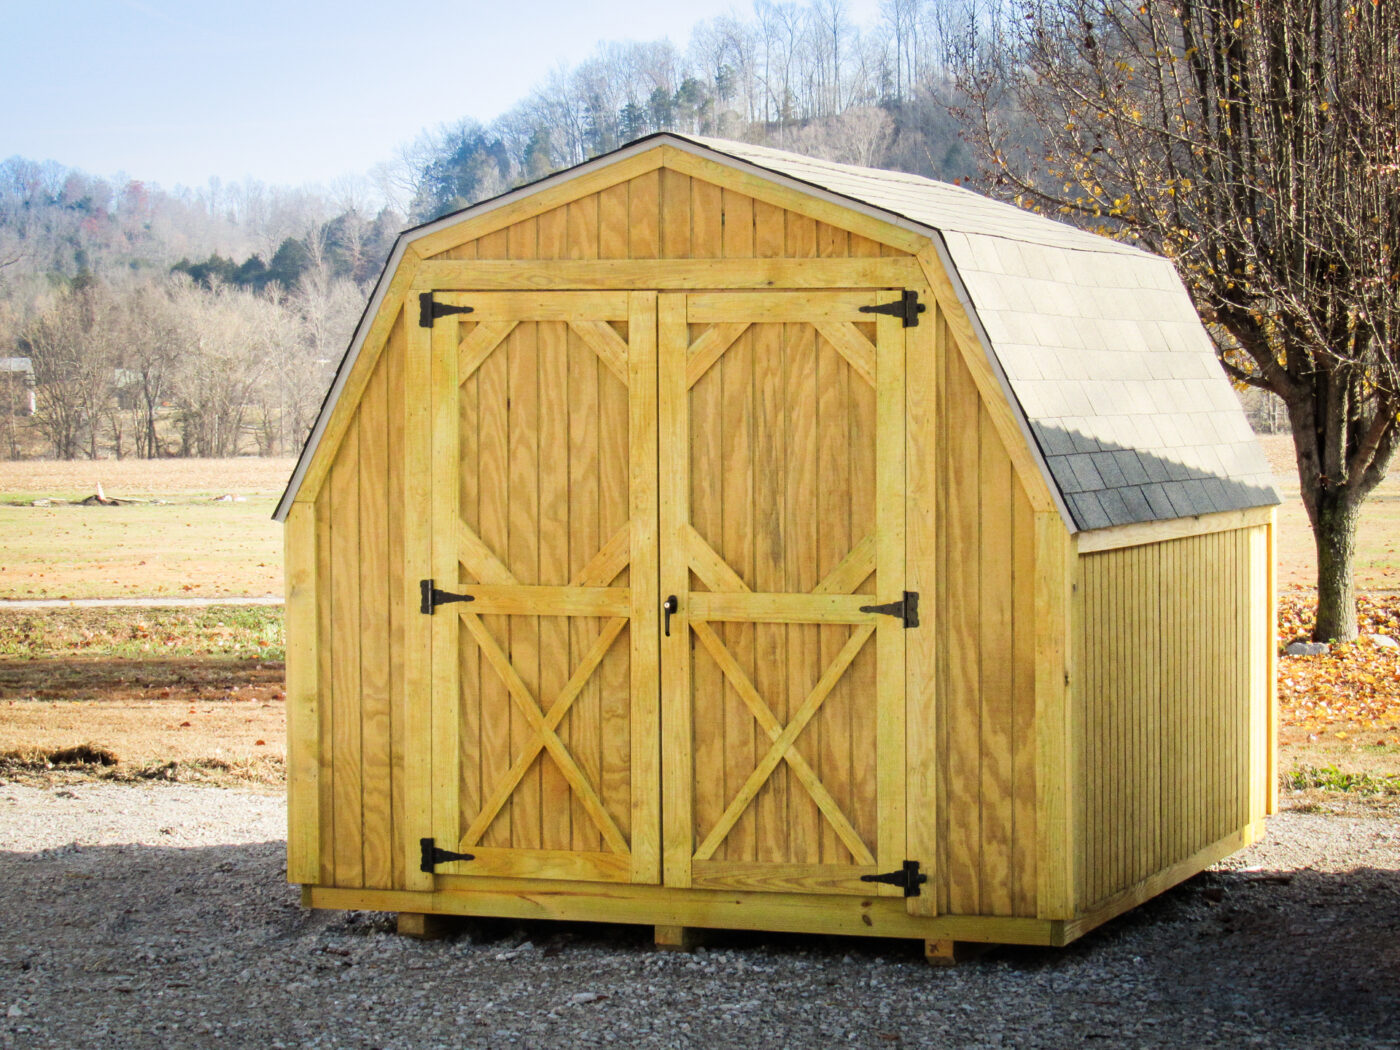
421, 291, 659, 885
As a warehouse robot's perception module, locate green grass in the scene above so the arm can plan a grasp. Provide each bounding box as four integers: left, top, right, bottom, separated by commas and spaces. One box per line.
0, 606, 285, 660
1283, 764, 1400, 796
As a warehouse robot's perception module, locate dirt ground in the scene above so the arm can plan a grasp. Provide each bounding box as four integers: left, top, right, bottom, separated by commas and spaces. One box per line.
0, 657, 285, 781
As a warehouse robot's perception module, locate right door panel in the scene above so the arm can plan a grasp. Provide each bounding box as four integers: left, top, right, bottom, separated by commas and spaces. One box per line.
659, 291, 908, 896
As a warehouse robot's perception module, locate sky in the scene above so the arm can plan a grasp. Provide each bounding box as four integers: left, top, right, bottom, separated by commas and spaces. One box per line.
3, 0, 881, 194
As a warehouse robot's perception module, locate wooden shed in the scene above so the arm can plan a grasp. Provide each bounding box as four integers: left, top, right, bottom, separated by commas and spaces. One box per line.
275, 134, 1280, 959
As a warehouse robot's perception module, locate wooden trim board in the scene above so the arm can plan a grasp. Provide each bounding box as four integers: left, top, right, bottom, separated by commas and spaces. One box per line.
1075, 506, 1277, 554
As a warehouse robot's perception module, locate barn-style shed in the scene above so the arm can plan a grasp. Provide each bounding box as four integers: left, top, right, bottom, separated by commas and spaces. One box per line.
275, 134, 1279, 959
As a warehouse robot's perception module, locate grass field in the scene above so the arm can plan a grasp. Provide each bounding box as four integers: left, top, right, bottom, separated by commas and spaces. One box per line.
0, 457, 292, 598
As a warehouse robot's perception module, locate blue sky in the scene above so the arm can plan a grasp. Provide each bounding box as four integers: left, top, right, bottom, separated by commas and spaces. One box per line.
3, 0, 880, 192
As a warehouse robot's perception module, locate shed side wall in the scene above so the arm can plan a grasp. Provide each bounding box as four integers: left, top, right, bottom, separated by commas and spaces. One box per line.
312, 307, 408, 890
937, 313, 1039, 919
1074, 525, 1271, 911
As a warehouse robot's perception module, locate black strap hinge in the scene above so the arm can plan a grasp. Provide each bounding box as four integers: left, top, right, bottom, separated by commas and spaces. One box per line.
420, 578, 475, 615
858, 290, 925, 327
418, 292, 474, 327
420, 837, 475, 873
860, 860, 927, 897
859, 590, 920, 628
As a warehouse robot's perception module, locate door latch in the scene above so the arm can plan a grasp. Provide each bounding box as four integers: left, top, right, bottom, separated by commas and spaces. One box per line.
662, 595, 678, 637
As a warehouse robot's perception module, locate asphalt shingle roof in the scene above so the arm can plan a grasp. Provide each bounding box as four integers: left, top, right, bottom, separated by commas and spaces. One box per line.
689, 136, 1280, 530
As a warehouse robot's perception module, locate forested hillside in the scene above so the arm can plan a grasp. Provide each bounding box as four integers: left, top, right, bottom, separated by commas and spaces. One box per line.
1, 0, 988, 460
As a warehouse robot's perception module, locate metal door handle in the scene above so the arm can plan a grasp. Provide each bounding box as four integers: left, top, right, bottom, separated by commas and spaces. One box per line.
662, 595, 678, 637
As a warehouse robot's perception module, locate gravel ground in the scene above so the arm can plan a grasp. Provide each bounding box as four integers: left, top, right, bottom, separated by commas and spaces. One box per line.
0, 784, 1396, 1049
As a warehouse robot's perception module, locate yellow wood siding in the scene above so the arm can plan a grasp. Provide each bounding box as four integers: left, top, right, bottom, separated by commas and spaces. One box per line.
432, 171, 896, 270
310, 308, 408, 890
1074, 525, 1271, 911
934, 314, 1039, 919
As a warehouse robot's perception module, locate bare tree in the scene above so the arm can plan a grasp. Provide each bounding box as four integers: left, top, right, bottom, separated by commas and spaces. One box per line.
956, 0, 1400, 640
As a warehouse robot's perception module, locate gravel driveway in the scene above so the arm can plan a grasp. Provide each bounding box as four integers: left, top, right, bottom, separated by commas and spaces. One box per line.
0, 783, 1396, 1049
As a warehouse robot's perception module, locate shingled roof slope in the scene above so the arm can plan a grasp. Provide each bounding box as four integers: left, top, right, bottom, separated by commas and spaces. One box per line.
688, 136, 1280, 530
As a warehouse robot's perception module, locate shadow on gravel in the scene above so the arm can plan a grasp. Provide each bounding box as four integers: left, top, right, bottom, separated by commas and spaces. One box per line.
1, 838, 1396, 1048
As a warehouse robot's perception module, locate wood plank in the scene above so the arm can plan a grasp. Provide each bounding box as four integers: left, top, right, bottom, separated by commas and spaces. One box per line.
1266, 513, 1278, 816
628, 169, 660, 260
410, 257, 923, 289
815, 322, 877, 389
539, 315, 572, 855
570, 320, 630, 385
314, 471, 333, 888
1035, 513, 1075, 918
657, 146, 929, 254
658, 293, 694, 886
387, 317, 408, 890
903, 285, 938, 916
978, 407, 1014, 915
873, 309, 907, 896
685, 524, 749, 594
284, 500, 319, 884
1010, 480, 1037, 916
686, 322, 750, 388
429, 311, 462, 866
475, 303, 512, 850
401, 299, 435, 892
506, 310, 542, 852
598, 181, 628, 260
813, 533, 875, 595
944, 340, 981, 915
691, 861, 878, 895
450, 588, 631, 619
437, 290, 629, 320
688, 197, 728, 872
627, 291, 661, 883
308, 881, 1063, 945
687, 291, 881, 324
457, 520, 518, 586
688, 592, 879, 624
329, 413, 363, 888
458, 321, 517, 383
1076, 505, 1276, 553
783, 303, 821, 867
359, 354, 393, 890
410, 148, 664, 258
571, 525, 632, 588
452, 846, 632, 883
659, 167, 691, 259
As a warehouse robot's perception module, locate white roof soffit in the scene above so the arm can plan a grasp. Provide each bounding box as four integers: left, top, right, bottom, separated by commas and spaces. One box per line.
273, 133, 1072, 532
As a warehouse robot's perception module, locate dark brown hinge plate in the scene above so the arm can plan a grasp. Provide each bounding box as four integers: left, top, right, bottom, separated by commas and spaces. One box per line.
420, 837, 475, 872
859, 591, 920, 628
858, 290, 925, 327
418, 291, 475, 328
860, 860, 927, 897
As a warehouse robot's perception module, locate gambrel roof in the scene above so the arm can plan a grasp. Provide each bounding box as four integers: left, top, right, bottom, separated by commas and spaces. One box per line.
275, 133, 1279, 528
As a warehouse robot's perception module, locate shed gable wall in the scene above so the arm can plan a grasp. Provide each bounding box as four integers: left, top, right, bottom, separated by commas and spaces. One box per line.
934, 310, 1040, 919
427, 168, 905, 266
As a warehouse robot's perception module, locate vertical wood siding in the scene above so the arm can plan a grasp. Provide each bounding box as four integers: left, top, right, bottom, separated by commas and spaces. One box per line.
313, 309, 407, 889
1074, 526, 1270, 910
936, 317, 1039, 919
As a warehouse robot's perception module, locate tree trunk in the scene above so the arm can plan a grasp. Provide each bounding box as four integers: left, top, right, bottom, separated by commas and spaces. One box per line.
1311, 489, 1361, 642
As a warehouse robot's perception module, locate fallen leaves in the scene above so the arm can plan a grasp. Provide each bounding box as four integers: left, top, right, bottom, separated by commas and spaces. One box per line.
1278, 593, 1400, 740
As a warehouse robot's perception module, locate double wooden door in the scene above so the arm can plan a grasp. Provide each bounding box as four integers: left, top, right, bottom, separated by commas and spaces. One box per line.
422, 289, 907, 897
